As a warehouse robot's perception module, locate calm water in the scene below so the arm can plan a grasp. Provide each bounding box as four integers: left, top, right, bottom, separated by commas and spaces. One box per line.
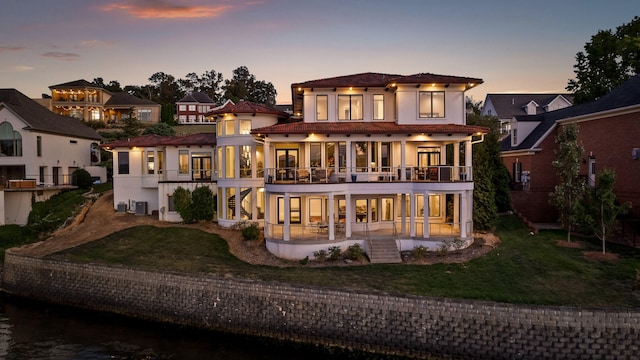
0, 294, 411, 360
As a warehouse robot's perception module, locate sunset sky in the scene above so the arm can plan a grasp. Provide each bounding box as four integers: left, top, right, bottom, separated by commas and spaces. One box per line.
1, 0, 636, 104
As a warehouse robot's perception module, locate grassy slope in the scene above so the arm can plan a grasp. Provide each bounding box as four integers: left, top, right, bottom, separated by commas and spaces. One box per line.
54, 216, 640, 308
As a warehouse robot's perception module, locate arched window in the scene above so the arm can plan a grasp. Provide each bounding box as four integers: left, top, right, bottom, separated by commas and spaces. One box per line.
0, 122, 22, 156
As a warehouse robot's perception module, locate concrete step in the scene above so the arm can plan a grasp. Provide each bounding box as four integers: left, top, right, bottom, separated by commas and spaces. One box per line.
367, 238, 402, 264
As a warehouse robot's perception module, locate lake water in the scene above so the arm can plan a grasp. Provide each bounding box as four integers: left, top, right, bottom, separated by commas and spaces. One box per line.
0, 294, 413, 359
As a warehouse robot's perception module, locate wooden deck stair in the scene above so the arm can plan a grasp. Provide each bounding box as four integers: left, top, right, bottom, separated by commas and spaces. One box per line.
367, 238, 402, 264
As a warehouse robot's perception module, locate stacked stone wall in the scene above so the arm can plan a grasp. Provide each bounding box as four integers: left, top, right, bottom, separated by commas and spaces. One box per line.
2, 252, 639, 359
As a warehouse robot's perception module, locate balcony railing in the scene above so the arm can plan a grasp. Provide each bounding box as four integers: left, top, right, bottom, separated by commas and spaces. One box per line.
265, 220, 473, 242
264, 166, 472, 184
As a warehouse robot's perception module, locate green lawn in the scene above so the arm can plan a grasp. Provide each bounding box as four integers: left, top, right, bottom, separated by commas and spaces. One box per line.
53, 215, 640, 308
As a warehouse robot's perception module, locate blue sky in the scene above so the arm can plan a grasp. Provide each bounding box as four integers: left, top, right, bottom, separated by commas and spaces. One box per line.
1, 0, 637, 104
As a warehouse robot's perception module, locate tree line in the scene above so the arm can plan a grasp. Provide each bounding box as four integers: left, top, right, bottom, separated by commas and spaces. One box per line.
92, 65, 277, 123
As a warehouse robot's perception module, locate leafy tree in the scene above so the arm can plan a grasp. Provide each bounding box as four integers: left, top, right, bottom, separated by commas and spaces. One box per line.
567, 16, 640, 103
92, 78, 122, 92
179, 69, 225, 104
148, 72, 184, 105
121, 108, 143, 138
582, 169, 631, 254
191, 186, 214, 221
173, 187, 194, 223
223, 66, 277, 106
549, 123, 586, 242
142, 123, 175, 136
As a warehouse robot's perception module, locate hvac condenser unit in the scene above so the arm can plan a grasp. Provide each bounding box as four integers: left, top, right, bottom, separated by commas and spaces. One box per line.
117, 202, 127, 213
135, 201, 148, 215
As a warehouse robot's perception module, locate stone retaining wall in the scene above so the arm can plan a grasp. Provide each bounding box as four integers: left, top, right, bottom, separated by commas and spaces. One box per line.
2, 252, 639, 359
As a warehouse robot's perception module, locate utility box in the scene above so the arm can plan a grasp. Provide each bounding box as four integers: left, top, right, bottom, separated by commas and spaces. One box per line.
135, 201, 147, 215
117, 202, 127, 213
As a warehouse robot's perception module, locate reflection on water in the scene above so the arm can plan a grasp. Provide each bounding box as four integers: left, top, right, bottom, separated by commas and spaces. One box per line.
0, 294, 413, 360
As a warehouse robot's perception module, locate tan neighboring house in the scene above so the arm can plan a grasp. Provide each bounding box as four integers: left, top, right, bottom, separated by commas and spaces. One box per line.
0, 89, 104, 225
48, 79, 160, 124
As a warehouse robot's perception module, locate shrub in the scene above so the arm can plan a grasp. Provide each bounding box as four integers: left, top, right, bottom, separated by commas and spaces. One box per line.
173, 187, 194, 223
241, 222, 260, 241
313, 249, 327, 262
192, 186, 214, 221
411, 245, 429, 259
344, 244, 364, 261
328, 246, 342, 261
142, 123, 176, 136
72, 168, 93, 189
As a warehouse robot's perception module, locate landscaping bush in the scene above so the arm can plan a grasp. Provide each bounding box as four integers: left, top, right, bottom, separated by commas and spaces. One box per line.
241, 222, 260, 241
313, 249, 328, 262
411, 245, 429, 259
192, 186, 214, 221
173, 187, 194, 223
344, 244, 364, 261
328, 246, 342, 261
72, 168, 93, 189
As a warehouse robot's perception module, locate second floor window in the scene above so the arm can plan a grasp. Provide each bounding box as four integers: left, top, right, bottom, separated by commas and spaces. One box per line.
240, 120, 251, 135
338, 95, 363, 120
36, 136, 42, 157
316, 95, 328, 121
179, 150, 189, 174
419, 91, 445, 118
373, 94, 384, 120
117, 152, 129, 175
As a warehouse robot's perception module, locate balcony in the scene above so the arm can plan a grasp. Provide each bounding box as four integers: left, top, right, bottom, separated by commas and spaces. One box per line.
264, 166, 472, 185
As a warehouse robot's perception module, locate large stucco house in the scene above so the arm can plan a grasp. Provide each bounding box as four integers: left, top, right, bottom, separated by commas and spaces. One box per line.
102, 133, 217, 222
0, 89, 104, 225
48, 80, 161, 124
105, 72, 487, 261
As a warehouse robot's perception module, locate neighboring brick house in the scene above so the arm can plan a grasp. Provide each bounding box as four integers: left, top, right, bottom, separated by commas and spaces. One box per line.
0, 88, 104, 225
176, 92, 220, 124
482, 93, 573, 136
48, 79, 160, 124
500, 75, 640, 224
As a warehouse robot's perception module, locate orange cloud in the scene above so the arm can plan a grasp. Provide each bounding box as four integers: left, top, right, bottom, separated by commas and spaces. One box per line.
0, 46, 25, 53
42, 52, 81, 61
101, 1, 233, 19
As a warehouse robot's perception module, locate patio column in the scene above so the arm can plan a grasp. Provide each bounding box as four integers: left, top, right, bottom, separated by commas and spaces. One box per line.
345, 193, 352, 238
460, 190, 468, 238
400, 140, 407, 180
283, 193, 290, 241
423, 190, 430, 239
465, 140, 472, 180
328, 193, 335, 241
453, 193, 460, 230
264, 192, 271, 237
400, 193, 407, 235
409, 192, 416, 237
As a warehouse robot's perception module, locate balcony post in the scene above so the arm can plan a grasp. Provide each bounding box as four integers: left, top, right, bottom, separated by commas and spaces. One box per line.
283, 193, 290, 241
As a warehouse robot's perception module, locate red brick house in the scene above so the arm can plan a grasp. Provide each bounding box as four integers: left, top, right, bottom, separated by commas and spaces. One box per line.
500, 75, 640, 224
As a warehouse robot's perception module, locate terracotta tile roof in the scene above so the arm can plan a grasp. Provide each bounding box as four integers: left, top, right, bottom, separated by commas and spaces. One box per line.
0, 88, 103, 141
205, 100, 290, 118
291, 72, 483, 88
102, 133, 216, 149
252, 121, 488, 136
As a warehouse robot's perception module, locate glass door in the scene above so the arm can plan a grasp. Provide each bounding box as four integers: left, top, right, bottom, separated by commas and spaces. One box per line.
275, 149, 298, 180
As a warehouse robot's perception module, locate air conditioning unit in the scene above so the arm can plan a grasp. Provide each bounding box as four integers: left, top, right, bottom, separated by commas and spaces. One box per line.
135, 201, 148, 215
117, 202, 127, 213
